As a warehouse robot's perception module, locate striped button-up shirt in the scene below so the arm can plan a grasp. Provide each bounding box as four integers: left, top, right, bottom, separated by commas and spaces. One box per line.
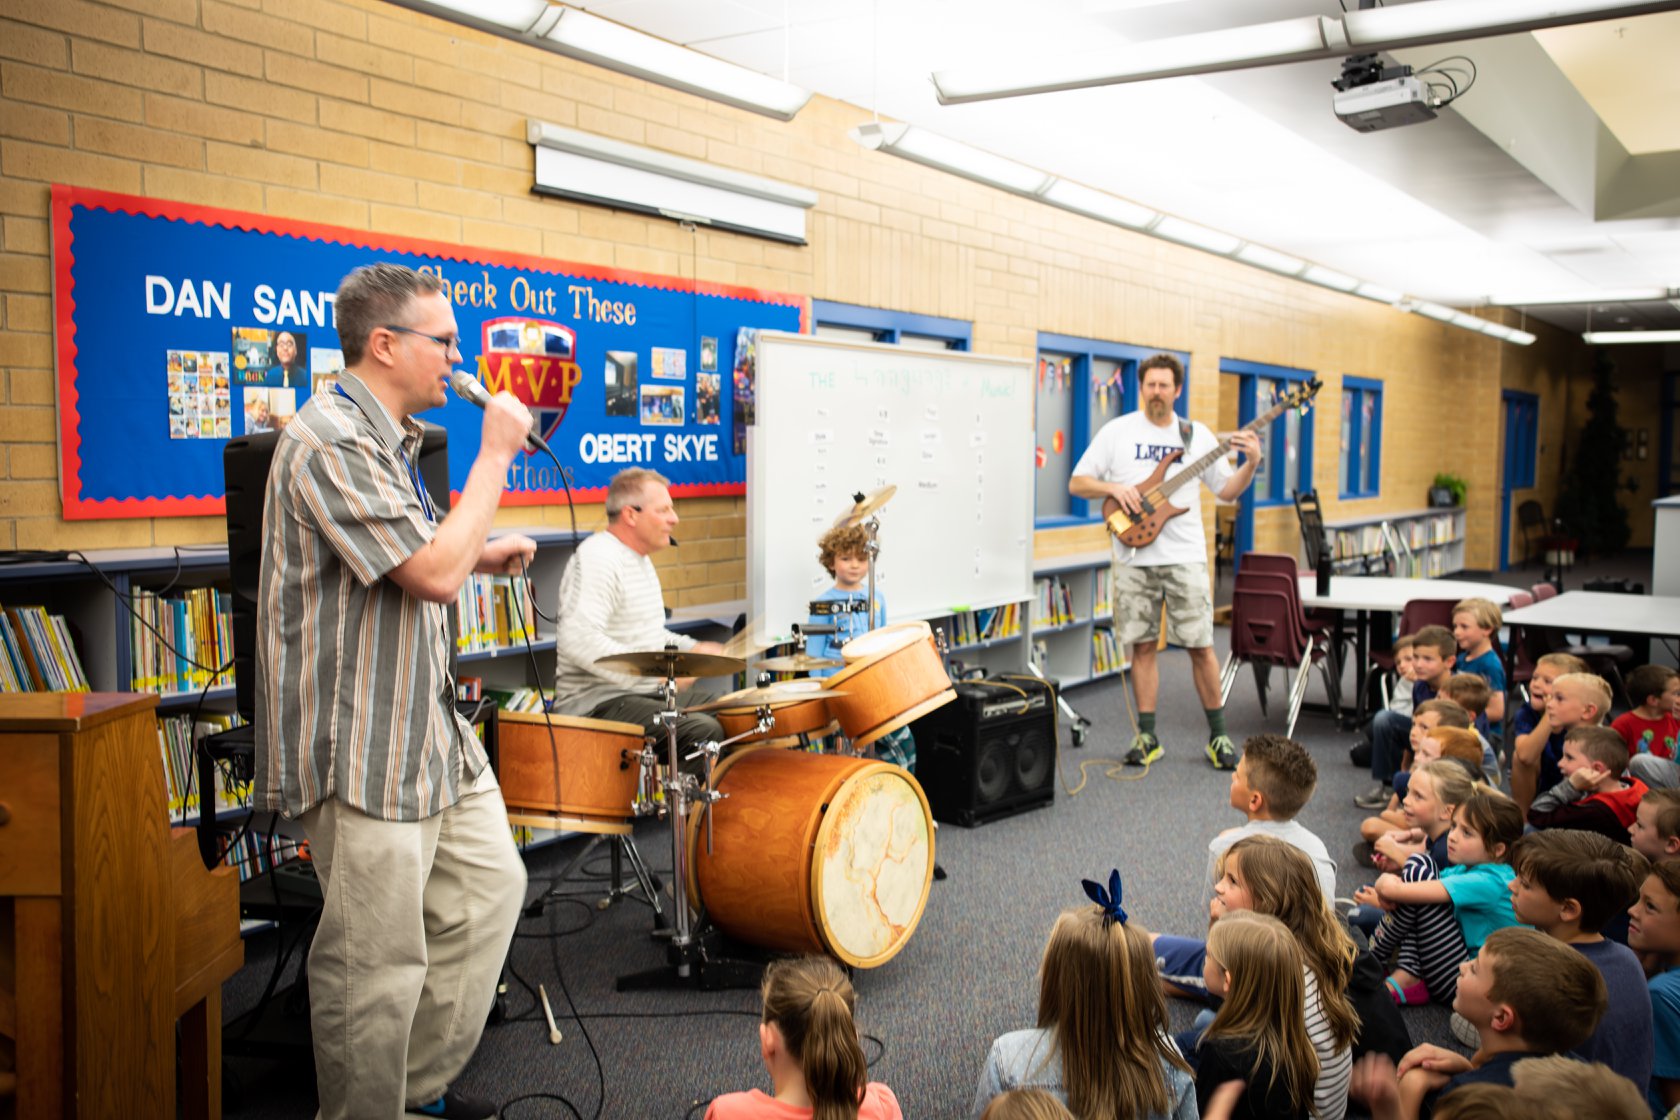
255, 370, 484, 822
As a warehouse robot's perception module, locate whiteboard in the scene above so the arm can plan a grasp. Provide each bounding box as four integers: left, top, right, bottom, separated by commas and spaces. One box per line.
747, 331, 1035, 642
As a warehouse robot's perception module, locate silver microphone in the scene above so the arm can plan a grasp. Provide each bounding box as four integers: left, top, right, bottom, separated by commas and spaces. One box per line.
448, 369, 552, 456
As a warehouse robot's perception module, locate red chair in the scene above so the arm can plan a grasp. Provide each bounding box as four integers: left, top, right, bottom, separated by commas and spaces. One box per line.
1364, 597, 1462, 708
1222, 586, 1341, 738
1508, 589, 1534, 609
1531, 583, 1558, 601
1237, 569, 1345, 703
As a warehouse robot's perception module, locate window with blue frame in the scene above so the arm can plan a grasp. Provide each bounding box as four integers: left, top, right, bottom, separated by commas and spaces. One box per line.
1035, 334, 1191, 527
810, 299, 972, 351
1222, 358, 1314, 507
1339, 376, 1383, 499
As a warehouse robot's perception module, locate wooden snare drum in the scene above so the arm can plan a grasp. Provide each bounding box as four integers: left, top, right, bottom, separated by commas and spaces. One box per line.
826, 621, 957, 748
686, 747, 935, 968
495, 711, 644, 825
713, 679, 840, 749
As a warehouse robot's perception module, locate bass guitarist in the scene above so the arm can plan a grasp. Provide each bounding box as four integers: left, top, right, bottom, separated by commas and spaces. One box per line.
1069, 353, 1261, 770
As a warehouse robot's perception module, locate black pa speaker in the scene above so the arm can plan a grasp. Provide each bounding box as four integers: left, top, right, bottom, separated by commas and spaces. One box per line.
910, 677, 1057, 827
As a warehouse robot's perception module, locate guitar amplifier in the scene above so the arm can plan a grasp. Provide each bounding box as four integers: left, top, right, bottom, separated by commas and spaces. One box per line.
910, 677, 1057, 827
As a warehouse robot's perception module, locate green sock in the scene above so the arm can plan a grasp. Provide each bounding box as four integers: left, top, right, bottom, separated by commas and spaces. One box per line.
1139, 712, 1156, 737
1205, 708, 1227, 738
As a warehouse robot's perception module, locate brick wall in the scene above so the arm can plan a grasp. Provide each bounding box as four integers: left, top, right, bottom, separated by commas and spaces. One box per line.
0, 0, 1599, 603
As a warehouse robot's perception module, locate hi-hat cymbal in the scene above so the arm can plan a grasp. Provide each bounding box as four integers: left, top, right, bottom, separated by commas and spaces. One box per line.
594, 649, 746, 679
756, 653, 844, 672
833, 484, 897, 528
685, 683, 846, 713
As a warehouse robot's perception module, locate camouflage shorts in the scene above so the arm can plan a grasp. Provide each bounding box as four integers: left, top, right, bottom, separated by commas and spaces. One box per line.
1110, 562, 1213, 650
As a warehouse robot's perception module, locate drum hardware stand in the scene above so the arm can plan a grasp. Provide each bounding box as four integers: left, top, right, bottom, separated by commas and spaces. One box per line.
616, 681, 774, 992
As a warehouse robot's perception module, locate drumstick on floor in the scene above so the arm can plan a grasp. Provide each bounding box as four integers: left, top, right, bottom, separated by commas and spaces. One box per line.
539, 984, 563, 1044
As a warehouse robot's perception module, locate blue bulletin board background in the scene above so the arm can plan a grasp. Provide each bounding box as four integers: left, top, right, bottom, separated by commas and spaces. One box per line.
51, 185, 806, 519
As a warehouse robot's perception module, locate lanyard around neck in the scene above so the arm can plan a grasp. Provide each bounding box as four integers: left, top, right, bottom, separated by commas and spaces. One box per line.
335, 383, 435, 523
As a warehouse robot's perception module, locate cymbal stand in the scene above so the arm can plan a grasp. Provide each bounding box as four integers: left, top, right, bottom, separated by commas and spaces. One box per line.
615, 685, 773, 992
863, 509, 881, 628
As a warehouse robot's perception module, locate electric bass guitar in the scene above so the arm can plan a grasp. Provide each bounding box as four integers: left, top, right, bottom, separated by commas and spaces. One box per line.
1101, 378, 1322, 549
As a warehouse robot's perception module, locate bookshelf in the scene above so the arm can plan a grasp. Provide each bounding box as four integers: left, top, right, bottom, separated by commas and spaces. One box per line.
1319, 506, 1466, 578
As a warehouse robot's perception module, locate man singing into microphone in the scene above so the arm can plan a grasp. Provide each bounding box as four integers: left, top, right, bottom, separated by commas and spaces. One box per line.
550, 467, 729, 759
256, 262, 533, 1120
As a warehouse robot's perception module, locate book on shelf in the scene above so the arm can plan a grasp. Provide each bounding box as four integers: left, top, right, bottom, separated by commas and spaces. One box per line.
219, 829, 303, 884
1093, 568, 1114, 618
1031, 576, 1075, 627
158, 710, 249, 823
0, 604, 91, 692
1092, 628, 1125, 675
455, 573, 538, 653
483, 686, 549, 713
128, 587, 234, 694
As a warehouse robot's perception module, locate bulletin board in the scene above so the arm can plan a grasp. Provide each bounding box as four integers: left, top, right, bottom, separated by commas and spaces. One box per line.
49, 184, 806, 519
746, 332, 1035, 639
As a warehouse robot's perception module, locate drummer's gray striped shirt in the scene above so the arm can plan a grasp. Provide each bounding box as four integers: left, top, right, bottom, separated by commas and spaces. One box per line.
255, 370, 484, 822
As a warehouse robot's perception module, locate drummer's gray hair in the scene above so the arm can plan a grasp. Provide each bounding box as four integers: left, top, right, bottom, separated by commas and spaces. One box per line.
605, 468, 671, 520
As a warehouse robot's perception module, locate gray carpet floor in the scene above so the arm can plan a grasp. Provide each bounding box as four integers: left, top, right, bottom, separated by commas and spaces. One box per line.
220, 628, 1459, 1120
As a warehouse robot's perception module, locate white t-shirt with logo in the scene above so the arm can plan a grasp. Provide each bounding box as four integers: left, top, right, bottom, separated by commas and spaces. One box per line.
1071, 409, 1236, 567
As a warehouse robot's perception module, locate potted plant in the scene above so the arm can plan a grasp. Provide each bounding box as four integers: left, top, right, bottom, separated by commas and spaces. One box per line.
1430, 472, 1466, 508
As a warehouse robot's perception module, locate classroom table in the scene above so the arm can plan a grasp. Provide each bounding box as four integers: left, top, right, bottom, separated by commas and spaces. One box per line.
1296, 575, 1517, 724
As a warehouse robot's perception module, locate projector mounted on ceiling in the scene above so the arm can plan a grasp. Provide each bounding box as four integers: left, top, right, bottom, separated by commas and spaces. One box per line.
1331, 53, 1438, 132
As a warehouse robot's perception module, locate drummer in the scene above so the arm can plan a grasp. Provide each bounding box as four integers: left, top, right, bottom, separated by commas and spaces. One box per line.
551, 468, 728, 762
807, 524, 917, 771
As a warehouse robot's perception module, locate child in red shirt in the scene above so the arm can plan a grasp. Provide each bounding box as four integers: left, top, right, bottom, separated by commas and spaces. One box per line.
1614, 664, 1680, 759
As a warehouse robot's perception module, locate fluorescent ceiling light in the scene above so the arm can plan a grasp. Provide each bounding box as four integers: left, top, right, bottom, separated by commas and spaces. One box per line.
1152, 216, 1242, 255
850, 122, 1051, 194
1489, 286, 1672, 306
528, 119, 816, 242
934, 16, 1340, 102
1235, 243, 1305, 276
1039, 179, 1158, 229
1343, 0, 1680, 50
932, 0, 1670, 102
1583, 329, 1680, 344
1408, 301, 1458, 323
384, 1, 810, 119
1302, 265, 1360, 292
1508, 329, 1537, 345
1355, 282, 1403, 304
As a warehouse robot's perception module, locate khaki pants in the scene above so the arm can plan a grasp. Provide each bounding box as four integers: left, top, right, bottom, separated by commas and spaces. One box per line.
300, 766, 526, 1119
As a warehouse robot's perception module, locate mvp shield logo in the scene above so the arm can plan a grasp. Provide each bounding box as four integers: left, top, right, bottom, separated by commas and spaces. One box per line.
476, 316, 584, 448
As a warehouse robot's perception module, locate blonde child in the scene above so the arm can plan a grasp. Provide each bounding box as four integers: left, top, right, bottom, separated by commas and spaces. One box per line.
706, 955, 901, 1120
1512, 670, 1611, 816
1196, 912, 1320, 1120
978, 1089, 1076, 1120
1621, 665, 1680, 790
1528, 724, 1648, 843
1155, 836, 1367, 1116
973, 893, 1195, 1120
1633, 787, 1680, 863
1450, 598, 1506, 723
1509, 652, 1588, 813
1360, 713, 1479, 852
807, 524, 914, 771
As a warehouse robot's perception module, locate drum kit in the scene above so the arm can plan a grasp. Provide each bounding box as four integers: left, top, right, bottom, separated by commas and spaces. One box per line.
497, 486, 957, 989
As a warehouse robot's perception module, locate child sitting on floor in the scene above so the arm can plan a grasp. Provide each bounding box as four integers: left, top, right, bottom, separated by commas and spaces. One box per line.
1509, 653, 1589, 814
1527, 725, 1649, 845
1356, 714, 1481, 871
972, 881, 1195, 1120
1438, 674, 1501, 784
1633, 788, 1680, 864
706, 955, 902, 1120
1514, 671, 1611, 815
1620, 664, 1680, 790
1506, 829, 1651, 1094
1358, 626, 1458, 810
1196, 912, 1320, 1120
1629, 860, 1680, 1114
1208, 734, 1335, 904
1450, 598, 1506, 724
1355, 780, 1524, 1005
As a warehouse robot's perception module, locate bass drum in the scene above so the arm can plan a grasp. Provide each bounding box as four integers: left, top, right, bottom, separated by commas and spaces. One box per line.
687, 747, 934, 968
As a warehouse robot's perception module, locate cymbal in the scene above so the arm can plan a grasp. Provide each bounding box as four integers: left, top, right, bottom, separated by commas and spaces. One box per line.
756, 653, 844, 672
719, 626, 786, 659
833, 484, 897, 528
594, 649, 746, 679
685, 683, 846, 713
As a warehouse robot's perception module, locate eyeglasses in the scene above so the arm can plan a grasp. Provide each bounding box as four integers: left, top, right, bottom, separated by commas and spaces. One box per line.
384, 324, 460, 357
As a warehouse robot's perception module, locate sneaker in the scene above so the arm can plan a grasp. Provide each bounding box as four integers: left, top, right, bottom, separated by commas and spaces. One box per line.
1350, 841, 1378, 870
1124, 732, 1162, 766
1204, 734, 1237, 770
1353, 783, 1393, 809
407, 1089, 498, 1120
1449, 1011, 1480, 1049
